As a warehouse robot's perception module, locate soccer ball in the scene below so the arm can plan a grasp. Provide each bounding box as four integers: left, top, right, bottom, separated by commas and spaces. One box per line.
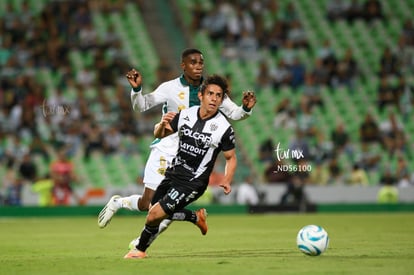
296, 225, 329, 256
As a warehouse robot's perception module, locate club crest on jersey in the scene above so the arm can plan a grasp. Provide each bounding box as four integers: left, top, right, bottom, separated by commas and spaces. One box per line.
210, 123, 218, 131
178, 91, 185, 100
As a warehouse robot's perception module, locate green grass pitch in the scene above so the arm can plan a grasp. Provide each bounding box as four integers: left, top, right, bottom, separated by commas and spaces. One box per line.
1, 213, 414, 274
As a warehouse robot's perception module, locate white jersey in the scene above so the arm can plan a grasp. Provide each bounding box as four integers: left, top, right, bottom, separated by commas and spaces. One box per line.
131, 75, 251, 155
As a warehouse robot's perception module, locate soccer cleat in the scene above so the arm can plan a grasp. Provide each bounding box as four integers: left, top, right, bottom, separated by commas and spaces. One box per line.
124, 249, 147, 259
98, 195, 121, 228
195, 208, 208, 235
128, 237, 140, 250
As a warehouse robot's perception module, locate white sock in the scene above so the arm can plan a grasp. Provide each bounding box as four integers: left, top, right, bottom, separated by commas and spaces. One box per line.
118, 195, 141, 211
158, 219, 172, 234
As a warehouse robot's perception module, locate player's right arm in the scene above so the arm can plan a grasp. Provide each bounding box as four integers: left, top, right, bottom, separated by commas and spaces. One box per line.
126, 68, 168, 112
154, 112, 177, 138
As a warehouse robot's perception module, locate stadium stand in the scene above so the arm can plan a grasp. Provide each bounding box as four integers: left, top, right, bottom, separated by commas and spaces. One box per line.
0, 0, 413, 206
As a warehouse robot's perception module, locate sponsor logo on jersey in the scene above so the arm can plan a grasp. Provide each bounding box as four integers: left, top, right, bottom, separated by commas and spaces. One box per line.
180, 126, 212, 148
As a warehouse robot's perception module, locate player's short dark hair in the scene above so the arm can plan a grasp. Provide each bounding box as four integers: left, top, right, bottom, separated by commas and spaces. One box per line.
181, 48, 203, 61
200, 74, 229, 96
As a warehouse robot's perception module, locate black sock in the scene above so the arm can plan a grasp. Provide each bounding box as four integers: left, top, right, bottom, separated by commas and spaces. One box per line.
171, 208, 197, 223
136, 224, 159, 252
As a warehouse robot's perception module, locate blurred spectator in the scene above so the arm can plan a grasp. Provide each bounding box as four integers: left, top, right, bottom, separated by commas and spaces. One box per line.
394, 76, 414, 121
255, 60, 273, 90
287, 20, 309, 50
50, 148, 78, 205
377, 75, 397, 112
327, 156, 343, 184
289, 57, 306, 90
296, 95, 318, 139
326, 0, 348, 22
29, 135, 50, 162
359, 112, 381, 145
379, 167, 397, 185
280, 2, 299, 24
2, 158, 23, 206
401, 18, 414, 46
302, 73, 323, 109
347, 163, 369, 186
361, 0, 384, 23
259, 138, 275, 163
396, 157, 411, 188
103, 125, 122, 156
31, 174, 54, 207
356, 143, 382, 172
311, 132, 333, 163
83, 121, 104, 161
227, 3, 255, 41
76, 65, 96, 88
378, 47, 400, 78
379, 111, 405, 157
280, 174, 307, 207
332, 48, 358, 91
265, 20, 287, 54
395, 36, 414, 75
264, 159, 292, 184
190, 2, 206, 32
271, 59, 292, 88
377, 180, 399, 204
236, 175, 260, 205
309, 162, 330, 185
273, 98, 297, 130
238, 29, 259, 62
311, 58, 331, 86
200, 4, 228, 41
331, 121, 353, 157
289, 128, 311, 160
221, 33, 239, 62
345, 0, 362, 23
18, 153, 37, 183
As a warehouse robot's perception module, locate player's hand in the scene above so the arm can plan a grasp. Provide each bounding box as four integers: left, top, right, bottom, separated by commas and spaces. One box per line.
242, 90, 256, 110
219, 182, 232, 195
126, 68, 143, 89
160, 112, 177, 125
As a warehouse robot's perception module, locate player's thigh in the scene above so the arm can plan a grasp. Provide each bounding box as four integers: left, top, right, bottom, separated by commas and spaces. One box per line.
142, 148, 173, 190
158, 182, 206, 215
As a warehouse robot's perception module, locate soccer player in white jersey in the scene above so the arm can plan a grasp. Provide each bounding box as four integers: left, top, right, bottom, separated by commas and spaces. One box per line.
98, 49, 256, 235
124, 74, 237, 259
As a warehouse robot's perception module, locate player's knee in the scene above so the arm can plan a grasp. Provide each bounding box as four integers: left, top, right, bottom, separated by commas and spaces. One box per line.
145, 204, 167, 225
138, 199, 150, 211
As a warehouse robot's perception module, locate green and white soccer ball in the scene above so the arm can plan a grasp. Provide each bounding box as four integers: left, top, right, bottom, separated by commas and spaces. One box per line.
296, 225, 329, 256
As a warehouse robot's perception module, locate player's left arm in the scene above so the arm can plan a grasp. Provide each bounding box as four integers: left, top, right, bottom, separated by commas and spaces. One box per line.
219, 91, 257, 121
219, 126, 238, 195
220, 148, 237, 195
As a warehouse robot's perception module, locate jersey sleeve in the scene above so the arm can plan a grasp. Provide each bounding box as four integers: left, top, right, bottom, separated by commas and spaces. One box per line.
130, 82, 170, 112
221, 126, 236, 152
219, 95, 252, 121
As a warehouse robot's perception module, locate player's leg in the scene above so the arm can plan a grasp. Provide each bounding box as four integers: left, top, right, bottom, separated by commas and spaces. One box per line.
98, 149, 169, 228
125, 179, 173, 258
170, 208, 208, 235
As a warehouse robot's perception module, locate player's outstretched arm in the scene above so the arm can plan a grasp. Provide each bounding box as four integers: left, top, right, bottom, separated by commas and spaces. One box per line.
220, 90, 257, 121
220, 148, 237, 195
127, 68, 168, 112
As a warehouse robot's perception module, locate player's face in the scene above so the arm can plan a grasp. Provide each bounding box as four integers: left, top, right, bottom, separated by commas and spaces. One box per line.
199, 84, 224, 115
181, 53, 204, 83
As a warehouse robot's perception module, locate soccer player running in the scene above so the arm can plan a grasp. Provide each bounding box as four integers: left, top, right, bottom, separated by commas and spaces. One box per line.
124, 74, 237, 259
98, 48, 256, 237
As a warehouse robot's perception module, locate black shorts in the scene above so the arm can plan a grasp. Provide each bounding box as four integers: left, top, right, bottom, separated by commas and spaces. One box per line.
151, 177, 207, 216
